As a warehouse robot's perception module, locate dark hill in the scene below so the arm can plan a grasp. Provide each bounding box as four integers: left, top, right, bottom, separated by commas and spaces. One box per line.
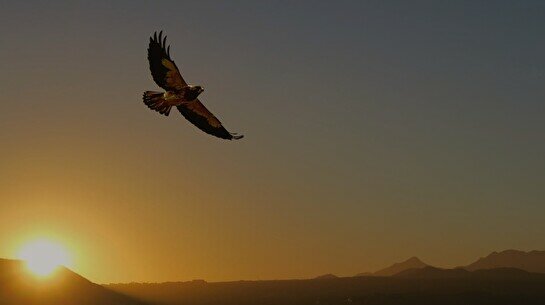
464, 249, 545, 273
109, 270, 545, 305
372, 256, 428, 276
394, 266, 470, 278
395, 265, 545, 280
314, 273, 339, 279
0, 258, 146, 305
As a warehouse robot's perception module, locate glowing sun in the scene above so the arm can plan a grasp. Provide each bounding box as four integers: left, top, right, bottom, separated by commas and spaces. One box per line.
17, 239, 72, 277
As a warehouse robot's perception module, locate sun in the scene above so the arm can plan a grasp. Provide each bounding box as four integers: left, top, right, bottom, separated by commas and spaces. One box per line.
17, 239, 72, 278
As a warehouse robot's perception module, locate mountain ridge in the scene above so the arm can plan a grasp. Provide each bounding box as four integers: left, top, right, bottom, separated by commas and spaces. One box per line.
355, 256, 429, 277
463, 249, 545, 273
394, 265, 545, 279
108, 266, 545, 305
0, 258, 146, 305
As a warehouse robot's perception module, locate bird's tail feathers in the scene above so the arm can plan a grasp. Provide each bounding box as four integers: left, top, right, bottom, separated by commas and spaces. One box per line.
143, 91, 172, 116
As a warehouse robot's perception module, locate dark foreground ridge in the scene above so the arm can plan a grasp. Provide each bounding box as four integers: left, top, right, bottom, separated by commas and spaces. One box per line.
463, 249, 545, 273
3, 249, 545, 305
0, 258, 146, 305
108, 268, 545, 305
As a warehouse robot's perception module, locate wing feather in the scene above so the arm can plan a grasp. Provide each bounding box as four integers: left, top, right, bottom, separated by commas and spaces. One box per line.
176, 100, 243, 140
148, 31, 187, 91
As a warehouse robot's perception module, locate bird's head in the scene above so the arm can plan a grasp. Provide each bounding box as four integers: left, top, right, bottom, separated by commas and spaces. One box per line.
185, 85, 205, 101
191, 85, 204, 97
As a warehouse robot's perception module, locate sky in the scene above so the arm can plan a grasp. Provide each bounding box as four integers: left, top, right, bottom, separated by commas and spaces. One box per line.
0, 0, 544, 283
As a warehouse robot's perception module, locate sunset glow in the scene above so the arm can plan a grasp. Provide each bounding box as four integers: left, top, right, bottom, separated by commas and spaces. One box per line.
0, 1, 544, 286
17, 239, 72, 278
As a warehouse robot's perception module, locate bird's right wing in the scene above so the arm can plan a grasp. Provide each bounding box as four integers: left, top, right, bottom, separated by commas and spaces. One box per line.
177, 100, 243, 140
148, 31, 187, 91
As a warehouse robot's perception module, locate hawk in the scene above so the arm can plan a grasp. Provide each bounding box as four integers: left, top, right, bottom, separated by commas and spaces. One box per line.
143, 31, 243, 140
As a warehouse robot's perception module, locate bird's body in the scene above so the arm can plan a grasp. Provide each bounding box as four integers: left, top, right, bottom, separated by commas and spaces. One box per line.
146, 86, 203, 107
143, 31, 243, 140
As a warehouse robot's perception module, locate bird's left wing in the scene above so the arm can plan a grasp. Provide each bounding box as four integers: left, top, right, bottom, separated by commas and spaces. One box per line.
177, 100, 243, 140
148, 31, 187, 91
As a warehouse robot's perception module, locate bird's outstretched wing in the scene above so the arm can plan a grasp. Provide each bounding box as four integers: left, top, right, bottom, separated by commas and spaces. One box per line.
177, 100, 243, 140
148, 31, 187, 91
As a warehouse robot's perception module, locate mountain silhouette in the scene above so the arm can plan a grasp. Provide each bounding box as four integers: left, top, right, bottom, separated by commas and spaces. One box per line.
0, 258, 146, 305
109, 269, 545, 305
395, 265, 545, 280
359, 256, 428, 276
394, 266, 470, 278
314, 273, 339, 280
463, 249, 545, 273
5, 249, 545, 305
354, 271, 373, 276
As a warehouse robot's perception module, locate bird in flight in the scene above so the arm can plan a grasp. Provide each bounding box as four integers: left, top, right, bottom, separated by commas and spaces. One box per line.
143, 31, 243, 140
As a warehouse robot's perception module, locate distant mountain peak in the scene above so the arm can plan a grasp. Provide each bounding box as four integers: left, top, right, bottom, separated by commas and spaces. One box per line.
491, 249, 523, 256
406, 256, 423, 263
314, 273, 338, 280
464, 249, 545, 273
372, 256, 429, 276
